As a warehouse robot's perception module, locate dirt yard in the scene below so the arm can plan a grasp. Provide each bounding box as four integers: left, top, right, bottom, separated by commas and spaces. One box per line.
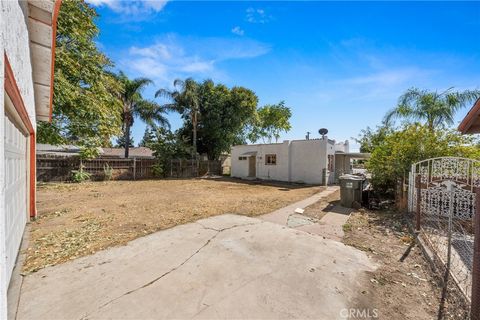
24, 178, 321, 273
302, 189, 341, 221
343, 210, 442, 320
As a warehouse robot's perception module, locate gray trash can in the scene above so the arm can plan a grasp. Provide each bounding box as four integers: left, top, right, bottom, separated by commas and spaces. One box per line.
339, 175, 365, 208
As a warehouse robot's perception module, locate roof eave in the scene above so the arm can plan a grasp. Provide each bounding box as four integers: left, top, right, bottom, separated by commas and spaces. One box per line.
458, 98, 480, 135
27, 0, 62, 123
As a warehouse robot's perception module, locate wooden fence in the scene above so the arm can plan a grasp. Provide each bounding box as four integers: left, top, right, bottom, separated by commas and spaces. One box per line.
37, 156, 156, 182
169, 159, 222, 178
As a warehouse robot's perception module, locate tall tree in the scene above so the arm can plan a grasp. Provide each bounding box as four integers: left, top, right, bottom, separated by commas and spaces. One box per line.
37, 0, 123, 147
195, 80, 258, 160
156, 78, 200, 159
148, 127, 191, 176
250, 101, 292, 143
384, 87, 480, 131
115, 129, 134, 148
354, 124, 393, 153
117, 72, 169, 158
139, 127, 156, 147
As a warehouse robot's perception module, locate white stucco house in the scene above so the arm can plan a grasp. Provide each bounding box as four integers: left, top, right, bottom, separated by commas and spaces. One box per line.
231, 138, 350, 185
1, 0, 61, 317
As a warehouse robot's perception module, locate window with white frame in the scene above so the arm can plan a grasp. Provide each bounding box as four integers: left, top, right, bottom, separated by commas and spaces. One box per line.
265, 154, 277, 165
238, 156, 247, 160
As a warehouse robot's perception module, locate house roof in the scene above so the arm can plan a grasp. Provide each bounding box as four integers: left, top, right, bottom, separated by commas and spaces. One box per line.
101, 147, 154, 159
241, 151, 258, 156
335, 152, 371, 159
27, 0, 62, 122
37, 144, 155, 159
458, 98, 480, 134
36, 143, 82, 157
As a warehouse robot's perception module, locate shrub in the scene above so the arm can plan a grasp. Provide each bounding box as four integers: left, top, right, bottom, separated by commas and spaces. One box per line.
103, 163, 113, 181
367, 124, 480, 194
71, 164, 91, 183
152, 163, 164, 177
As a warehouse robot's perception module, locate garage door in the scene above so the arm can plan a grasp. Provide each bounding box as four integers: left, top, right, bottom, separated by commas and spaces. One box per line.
4, 111, 28, 283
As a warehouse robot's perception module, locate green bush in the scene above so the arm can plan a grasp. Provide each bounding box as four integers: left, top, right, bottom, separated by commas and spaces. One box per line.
152, 163, 164, 177
103, 163, 113, 181
366, 124, 480, 194
71, 164, 91, 183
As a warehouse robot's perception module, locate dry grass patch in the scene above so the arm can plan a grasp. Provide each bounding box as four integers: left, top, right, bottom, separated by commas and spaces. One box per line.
24, 178, 321, 273
343, 210, 441, 320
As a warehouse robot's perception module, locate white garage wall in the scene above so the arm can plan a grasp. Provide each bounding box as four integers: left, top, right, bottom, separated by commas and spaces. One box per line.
2, 0, 36, 130
0, 16, 7, 319
1, 1, 36, 318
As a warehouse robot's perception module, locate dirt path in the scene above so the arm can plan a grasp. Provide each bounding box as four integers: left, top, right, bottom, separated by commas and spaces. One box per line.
25, 178, 321, 273
343, 210, 441, 320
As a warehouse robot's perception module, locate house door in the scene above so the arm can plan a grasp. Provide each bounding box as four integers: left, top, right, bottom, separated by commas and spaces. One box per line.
248, 156, 256, 177
4, 110, 28, 284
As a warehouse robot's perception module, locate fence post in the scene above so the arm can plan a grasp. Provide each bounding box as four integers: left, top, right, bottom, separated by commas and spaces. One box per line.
416, 174, 421, 231
472, 189, 480, 320
133, 158, 136, 180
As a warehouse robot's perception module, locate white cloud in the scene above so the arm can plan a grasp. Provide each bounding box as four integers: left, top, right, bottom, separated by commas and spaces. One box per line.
231, 26, 245, 36
246, 7, 271, 24
343, 68, 434, 87
122, 34, 270, 87
86, 0, 168, 18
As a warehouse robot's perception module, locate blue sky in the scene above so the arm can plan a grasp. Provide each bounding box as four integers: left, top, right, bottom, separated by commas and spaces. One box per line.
87, 0, 480, 150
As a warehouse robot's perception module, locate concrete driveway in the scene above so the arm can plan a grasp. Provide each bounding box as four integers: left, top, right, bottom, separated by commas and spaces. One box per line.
17, 214, 374, 320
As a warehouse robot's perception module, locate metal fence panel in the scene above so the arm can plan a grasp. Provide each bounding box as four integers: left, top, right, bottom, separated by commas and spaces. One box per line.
408, 157, 479, 319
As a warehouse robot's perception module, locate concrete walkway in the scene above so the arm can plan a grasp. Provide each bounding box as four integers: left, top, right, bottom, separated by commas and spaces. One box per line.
261, 186, 339, 226
16, 214, 375, 320
260, 186, 352, 241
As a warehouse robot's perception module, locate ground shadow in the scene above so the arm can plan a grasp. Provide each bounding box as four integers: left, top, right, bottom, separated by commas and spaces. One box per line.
197, 176, 325, 191
321, 200, 355, 215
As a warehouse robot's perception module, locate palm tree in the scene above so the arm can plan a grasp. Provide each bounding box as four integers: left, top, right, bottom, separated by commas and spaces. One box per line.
155, 78, 200, 159
384, 87, 480, 131
117, 72, 169, 158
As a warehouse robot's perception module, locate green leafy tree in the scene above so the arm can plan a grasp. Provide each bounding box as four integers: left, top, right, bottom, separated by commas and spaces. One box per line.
117, 72, 169, 158
384, 87, 480, 131
37, 0, 123, 147
195, 80, 258, 160
156, 78, 200, 159
115, 130, 134, 148
249, 101, 292, 143
147, 127, 191, 176
139, 127, 156, 147
354, 124, 393, 153
367, 124, 480, 194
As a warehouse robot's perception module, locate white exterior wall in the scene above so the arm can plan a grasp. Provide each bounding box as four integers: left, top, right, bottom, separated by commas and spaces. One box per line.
0, 10, 6, 318
256, 142, 290, 181
290, 139, 326, 184
231, 142, 290, 181
231, 139, 338, 184
1, 1, 36, 318
335, 140, 350, 153
2, 0, 36, 130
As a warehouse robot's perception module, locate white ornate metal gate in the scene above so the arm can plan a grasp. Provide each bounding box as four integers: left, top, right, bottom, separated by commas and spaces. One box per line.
408, 157, 478, 317
408, 157, 480, 218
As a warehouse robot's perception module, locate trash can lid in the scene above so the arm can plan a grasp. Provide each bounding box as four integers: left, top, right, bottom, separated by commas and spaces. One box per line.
339, 174, 365, 180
